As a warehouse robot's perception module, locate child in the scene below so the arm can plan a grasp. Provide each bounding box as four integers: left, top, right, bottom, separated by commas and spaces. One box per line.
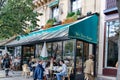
33, 60, 44, 80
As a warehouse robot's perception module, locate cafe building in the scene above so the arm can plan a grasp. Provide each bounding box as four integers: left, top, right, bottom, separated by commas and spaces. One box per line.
6, 0, 105, 79
6, 14, 99, 79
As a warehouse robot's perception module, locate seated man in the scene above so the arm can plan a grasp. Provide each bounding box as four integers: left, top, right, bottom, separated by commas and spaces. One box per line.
56, 60, 68, 80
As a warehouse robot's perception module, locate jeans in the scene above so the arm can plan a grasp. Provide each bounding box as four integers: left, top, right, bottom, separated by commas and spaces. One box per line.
56, 73, 67, 80
5, 69, 9, 76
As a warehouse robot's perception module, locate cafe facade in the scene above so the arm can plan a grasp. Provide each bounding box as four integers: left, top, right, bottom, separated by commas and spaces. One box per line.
5, 0, 108, 79
6, 14, 99, 79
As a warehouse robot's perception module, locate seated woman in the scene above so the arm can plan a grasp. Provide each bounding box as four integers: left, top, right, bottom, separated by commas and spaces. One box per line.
56, 60, 68, 80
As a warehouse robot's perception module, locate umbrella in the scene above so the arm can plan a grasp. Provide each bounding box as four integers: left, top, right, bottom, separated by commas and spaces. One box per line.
40, 42, 48, 60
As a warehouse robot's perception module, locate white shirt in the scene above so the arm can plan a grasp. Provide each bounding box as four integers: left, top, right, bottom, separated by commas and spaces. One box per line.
60, 64, 67, 75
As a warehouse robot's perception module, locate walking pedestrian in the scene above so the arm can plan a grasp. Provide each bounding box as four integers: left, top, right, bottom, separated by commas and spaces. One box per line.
3, 53, 11, 77
84, 54, 94, 80
33, 60, 44, 80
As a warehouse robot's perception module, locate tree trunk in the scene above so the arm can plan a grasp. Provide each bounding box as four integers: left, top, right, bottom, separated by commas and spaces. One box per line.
116, 0, 120, 80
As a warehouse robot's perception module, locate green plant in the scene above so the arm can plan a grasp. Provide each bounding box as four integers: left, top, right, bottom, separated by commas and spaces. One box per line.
76, 9, 81, 16
46, 18, 56, 25
67, 12, 75, 18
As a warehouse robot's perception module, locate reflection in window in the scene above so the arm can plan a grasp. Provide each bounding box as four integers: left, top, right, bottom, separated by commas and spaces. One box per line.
46, 43, 52, 57
52, 42, 62, 61
105, 20, 119, 67
71, 0, 81, 12
36, 44, 43, 58
63, 40, 74, 67
51, 5, 59, 20
23, 46, 35, 64
14, 46, 21, 57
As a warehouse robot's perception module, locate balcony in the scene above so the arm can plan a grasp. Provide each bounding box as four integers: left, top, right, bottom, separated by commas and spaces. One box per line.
33, 0, 53, 8
104, 0, 118, 15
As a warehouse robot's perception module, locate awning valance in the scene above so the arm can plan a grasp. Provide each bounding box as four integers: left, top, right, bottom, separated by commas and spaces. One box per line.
6, 14, 99, 47
69, 14, 99, 44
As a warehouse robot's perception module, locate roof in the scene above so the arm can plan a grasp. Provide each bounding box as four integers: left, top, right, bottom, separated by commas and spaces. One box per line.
0, 36, 16, 46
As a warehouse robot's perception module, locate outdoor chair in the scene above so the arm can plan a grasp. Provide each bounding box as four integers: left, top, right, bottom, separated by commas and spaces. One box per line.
22, 64, 30, 78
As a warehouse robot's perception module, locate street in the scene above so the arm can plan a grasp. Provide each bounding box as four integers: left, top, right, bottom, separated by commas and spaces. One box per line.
0, 70, 33, 80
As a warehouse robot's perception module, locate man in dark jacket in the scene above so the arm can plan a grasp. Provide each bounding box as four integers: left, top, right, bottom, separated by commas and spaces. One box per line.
3, 53, 11, 77
33, 60, 44, 80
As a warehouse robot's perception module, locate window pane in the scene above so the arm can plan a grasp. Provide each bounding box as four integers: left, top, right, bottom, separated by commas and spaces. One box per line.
52, 42, 62, 61
72, 0, 81, 12
36, 44, 43, 58
63, 40, 74, 67
46, 43, 52, 57
52, 6, 59, 19
106, 20, 119, 67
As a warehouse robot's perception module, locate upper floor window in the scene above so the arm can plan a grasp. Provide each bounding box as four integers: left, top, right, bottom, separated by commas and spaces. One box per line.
106, 0, 117, 9
51, 5, 59, 20
105, 20, 119, 67
71, 0, 81, 12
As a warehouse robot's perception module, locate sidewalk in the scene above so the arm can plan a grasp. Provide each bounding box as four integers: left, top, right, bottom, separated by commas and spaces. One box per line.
0, 70, 33, 80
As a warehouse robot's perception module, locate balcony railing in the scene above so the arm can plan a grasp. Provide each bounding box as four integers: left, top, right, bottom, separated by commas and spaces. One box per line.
106, 0, 117, 9
33, 0, 53, 8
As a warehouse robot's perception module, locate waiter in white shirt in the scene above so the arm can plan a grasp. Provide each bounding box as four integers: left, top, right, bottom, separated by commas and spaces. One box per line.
56, 60, 68, 80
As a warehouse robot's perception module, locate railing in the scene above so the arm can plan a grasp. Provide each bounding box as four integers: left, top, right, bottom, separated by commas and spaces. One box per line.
33, 0, 53, 8
106, 0, 117, 9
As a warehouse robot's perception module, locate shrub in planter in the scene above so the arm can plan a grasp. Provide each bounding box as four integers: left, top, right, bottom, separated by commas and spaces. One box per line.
45, 18, 56, 29
62, 12, 77, 24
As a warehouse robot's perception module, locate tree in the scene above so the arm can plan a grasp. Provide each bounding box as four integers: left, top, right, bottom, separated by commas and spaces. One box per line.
0, 0, 40, 39
0, 0, 6, 10
116, 0, 120, 80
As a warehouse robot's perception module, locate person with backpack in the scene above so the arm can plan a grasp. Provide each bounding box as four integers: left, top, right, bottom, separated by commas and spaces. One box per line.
3, 53, 11, 77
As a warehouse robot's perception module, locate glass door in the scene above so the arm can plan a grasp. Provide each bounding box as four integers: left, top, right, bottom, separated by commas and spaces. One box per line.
75, 41, 89, 80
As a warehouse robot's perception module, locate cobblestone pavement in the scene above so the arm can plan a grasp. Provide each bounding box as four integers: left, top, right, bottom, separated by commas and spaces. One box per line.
0, 70, 33, 80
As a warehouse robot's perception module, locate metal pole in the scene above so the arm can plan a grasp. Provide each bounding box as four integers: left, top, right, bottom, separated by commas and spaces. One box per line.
93, 44, 97, 77
73, 39, 77, 80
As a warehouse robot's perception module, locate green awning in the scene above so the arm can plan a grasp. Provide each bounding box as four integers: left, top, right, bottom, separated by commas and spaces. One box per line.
49, 0, 59, 7
68, 14, 99, 44
6, 14, 99, 46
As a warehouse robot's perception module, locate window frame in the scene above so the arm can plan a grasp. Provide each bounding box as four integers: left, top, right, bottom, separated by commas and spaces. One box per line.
51, 5, 59, 20
71, 0, 81, 12
105, 19, 119, 68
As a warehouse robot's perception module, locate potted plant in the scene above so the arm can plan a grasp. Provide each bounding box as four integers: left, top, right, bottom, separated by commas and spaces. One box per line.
62, 12, 77, 24
44, 18, 56, 29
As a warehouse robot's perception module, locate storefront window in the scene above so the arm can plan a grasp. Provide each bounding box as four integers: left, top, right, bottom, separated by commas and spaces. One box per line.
36, 44, 43, 58
52, 42, 62, 61
105, 20, 119, 67
71, 0, 81, 12
63, 40, 74, 67
46, 43, 52, 57
14, 46, 21, 57
23, 46, 35, 64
